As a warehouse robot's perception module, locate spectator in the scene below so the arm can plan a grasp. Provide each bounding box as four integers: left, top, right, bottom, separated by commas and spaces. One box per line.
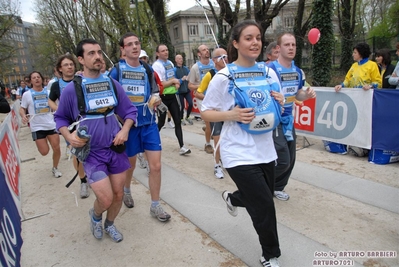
0, 94, 10, 113
375, 49, 396, 89
335, 42, 382, 91
388, 42, 399, 89
334, 42, 382, 157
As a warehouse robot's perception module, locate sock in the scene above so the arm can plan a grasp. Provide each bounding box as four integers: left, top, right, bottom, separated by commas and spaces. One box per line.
167, 118, 171, 122
80, 176, 87, 183
104, 219, 113, 229
124, 187, 131, 194
205, 142, 211, 146
151, 200, 160, 208
92, 210, 102, 221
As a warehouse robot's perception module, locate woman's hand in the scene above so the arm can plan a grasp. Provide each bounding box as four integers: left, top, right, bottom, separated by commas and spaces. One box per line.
335, 84, 342, 92
230, 105, 255, 124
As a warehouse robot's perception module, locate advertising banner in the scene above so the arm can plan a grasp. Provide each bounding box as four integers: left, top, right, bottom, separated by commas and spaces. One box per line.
295, 87, 373, 149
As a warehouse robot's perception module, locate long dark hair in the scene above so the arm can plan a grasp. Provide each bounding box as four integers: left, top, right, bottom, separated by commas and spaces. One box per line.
227, 20, 262, 63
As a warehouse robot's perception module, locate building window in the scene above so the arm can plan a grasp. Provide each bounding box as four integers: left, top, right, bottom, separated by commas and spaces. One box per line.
188, 25, 198, 36
204, 24, 214, 35
174, 26, 179, 39
284, 17, 294, 27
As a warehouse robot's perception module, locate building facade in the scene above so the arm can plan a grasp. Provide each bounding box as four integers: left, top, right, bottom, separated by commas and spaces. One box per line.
1, 17, 40, 88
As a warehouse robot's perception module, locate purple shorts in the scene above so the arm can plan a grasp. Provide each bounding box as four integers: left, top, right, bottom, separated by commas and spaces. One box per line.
84, 148, 131, 184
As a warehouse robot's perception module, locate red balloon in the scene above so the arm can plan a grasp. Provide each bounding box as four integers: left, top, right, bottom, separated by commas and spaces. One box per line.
308, 28, 320, 45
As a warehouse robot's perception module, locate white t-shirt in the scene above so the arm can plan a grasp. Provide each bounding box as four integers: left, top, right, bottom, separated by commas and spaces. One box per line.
201, 65, 280, 168
152, 59, 173, 82
21, 89, 56, 132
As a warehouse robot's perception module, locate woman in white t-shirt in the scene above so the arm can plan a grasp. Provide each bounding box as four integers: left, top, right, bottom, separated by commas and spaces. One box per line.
19, 71, 62, 178
201, 20, 284, 267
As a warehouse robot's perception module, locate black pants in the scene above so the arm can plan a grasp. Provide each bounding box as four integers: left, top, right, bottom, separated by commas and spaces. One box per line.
273, 124, 296, 191
226, 162, 281, 260
157, 94, 184, 148
178, 92, 193, 120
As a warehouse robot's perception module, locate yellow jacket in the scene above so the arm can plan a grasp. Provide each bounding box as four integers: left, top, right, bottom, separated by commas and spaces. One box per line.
343, 59, 382, 88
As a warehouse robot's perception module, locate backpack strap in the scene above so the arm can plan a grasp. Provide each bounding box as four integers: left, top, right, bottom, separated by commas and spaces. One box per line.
73, 75, 118, 118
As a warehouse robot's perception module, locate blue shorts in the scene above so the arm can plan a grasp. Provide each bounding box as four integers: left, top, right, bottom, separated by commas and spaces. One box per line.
125, 123, 162, 157
84, 148, 130, 184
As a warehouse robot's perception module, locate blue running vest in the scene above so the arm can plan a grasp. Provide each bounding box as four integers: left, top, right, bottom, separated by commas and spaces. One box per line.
226, 62, 281, 135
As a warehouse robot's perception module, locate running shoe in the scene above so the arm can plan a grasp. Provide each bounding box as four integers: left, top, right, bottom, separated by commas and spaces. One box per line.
80, 182, 90, 198
52, 167, 62, 178
214, 165, 224, 179
260, 256, 280, 267
274, 191, 290, 201
168, 120, 175, 128
123, 192, 135, 208
181, 119, 186, 126
185, 117, 193, 125
204, 144, 214, 154
179, 146, 191, 155
150, 204, 171, 222
222, 191, 237, 217
104, 224, 123, 243
89, 208, 103, 239
137, 153, 147, 169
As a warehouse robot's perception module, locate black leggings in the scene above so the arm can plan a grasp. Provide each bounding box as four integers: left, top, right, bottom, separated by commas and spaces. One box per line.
178, 92, 193, 120
158, 94, 184, 148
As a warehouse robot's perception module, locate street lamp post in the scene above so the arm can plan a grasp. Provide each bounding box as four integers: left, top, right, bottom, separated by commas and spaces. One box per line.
130, 0, 144, 40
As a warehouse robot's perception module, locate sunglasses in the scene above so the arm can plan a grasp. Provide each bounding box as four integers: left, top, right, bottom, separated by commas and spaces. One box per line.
213, 54, 227, 62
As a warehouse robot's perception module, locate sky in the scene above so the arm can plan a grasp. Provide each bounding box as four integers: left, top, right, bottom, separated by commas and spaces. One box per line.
19, 0, 198, 23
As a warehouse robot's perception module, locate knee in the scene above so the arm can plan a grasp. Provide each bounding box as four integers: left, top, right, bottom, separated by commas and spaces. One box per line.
113, 190, 124, 202
39, 149, 50, 156
149, 161, 161, 174
98, 196, 113, 209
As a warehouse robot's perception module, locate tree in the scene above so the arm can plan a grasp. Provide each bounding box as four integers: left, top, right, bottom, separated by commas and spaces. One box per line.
367, 0, 399, 49
146, 0, 174, 60
253, 0, 291, 60
293, 0, 312, 68
0, 0, 20, 74
337, 0, 358, 72
310, 0, 334, 86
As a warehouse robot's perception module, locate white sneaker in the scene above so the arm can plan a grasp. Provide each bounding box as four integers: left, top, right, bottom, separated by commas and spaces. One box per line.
260, 256, 280, 267
222, 191, 237, 217
52, 167, 62, 178
168, 120, 175, 128
137, 153, 147, 169
65, 146, 71, 160
214, 165, 224, 179
80, 182, 90, 198
274, 191, 290, 201
179, 146, 191, 155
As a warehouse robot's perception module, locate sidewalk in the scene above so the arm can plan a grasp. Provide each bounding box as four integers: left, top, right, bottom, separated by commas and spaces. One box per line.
19, 122, 398, 267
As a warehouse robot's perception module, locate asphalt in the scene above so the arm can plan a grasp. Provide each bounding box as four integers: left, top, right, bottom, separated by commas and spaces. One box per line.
134, 128, 399, 267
